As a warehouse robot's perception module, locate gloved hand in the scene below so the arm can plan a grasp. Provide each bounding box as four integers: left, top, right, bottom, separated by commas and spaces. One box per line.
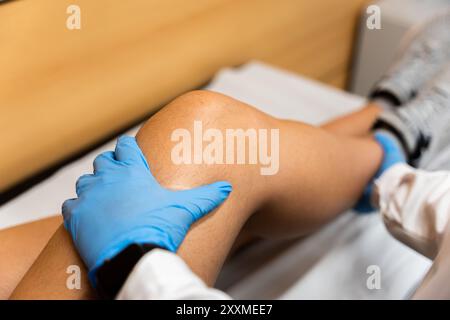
62, 136, 232, 284
354, 132, 406, 213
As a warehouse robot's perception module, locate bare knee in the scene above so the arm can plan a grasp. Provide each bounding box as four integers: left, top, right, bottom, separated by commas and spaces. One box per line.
149, 90, 264, 126
135, 90, 274, 213
137, 90, 272, 179
134, 91, 282, 285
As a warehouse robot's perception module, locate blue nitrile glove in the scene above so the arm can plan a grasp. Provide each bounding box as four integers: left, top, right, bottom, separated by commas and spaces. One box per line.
354, 132, 406, 213
62, 136, 232, 285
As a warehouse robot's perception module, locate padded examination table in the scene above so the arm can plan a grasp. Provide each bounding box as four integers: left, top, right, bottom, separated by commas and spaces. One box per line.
0, 62, 431, 299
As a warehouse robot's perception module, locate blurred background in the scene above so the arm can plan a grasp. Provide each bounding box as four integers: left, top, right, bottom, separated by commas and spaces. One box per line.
0, 0, 448, 202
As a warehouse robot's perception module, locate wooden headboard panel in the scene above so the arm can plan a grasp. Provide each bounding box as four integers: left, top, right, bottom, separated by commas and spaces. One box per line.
0, 0, 367, 192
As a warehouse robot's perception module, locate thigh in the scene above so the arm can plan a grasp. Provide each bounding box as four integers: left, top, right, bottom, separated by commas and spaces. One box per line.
0, 216, 61, 299
10, 224, 95, 300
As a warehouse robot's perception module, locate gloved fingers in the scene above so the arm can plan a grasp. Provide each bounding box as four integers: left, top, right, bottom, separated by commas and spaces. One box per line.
374, 132, 394, 151
176, 181, 232, 222
374, 132, 400, 154
354, 184, 376, 214
61, 198, 77, 227
75, 174, 96, 196
115, 136, 150, 170
374, 132, 406, 164
93, 151, 119, 174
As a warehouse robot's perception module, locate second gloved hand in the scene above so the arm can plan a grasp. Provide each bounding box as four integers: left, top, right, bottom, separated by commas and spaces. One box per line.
354, 131, 406, 213
62, 136, 232, 283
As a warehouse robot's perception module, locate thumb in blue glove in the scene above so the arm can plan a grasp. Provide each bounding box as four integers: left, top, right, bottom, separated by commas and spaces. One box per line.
354, 131, 406, 213
62, 135, 232, 285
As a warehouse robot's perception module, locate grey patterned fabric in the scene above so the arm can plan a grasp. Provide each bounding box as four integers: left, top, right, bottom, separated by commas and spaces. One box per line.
371, 10, 450, 106
377, 64, 450, 162
373, 10, 450, 163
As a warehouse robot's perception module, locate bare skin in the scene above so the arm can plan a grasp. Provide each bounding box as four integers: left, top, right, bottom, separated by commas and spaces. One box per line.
7, 91, 383, 299
0, 216, 61, 299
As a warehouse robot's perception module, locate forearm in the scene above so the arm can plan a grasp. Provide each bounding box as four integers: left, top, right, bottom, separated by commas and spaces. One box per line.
374, 163, 450, 299
375, 164, 450, 259
117, 249, 231, 300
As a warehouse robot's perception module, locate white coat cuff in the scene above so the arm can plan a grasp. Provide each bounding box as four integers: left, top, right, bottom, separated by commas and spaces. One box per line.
116, 249, 231, 300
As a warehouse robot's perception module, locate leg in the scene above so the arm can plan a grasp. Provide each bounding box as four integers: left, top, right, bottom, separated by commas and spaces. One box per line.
235, 101, 383, 251
9, 225, 95, 300
11, 91, 382, 298
136, 91, 381, 283
0, 216, 61, 299
321, 102, 382, 136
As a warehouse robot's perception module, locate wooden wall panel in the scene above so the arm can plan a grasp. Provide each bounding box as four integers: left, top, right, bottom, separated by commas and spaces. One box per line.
0, 0, 367, 192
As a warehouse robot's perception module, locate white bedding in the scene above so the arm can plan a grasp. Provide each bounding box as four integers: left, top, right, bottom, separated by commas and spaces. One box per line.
0, 61, 431, 299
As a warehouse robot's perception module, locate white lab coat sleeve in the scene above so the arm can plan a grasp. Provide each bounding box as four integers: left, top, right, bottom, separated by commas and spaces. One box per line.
375, 163, 450, 259
116, 249, 232, 300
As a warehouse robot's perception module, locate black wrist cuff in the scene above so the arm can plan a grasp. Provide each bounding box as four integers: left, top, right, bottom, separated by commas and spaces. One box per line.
369, 89, 402, 107
95, 243, 161, 299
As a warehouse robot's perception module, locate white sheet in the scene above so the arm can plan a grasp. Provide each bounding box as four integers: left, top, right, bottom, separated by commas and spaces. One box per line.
0, 61, 431, 299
